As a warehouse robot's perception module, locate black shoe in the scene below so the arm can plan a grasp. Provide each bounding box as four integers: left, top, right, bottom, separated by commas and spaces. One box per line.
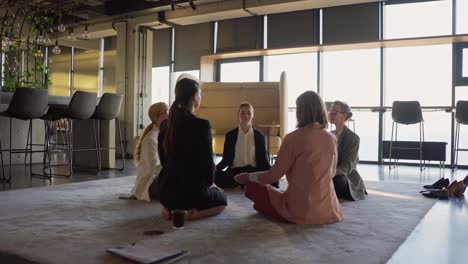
423, 178, 449, 189
421, 189, 448, 199
270, 182, 280, 189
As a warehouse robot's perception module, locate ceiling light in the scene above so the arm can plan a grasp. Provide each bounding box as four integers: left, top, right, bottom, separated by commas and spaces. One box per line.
58, 23, 66, 32
68, 28, 76, 41
52, 40, 61, 55
83, 25, 91, 40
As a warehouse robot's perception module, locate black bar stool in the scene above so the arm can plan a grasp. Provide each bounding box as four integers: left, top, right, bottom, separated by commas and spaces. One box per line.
389, 101, 425, 171
453, 100, 468, 170
0, 88, 49, 182
90, 93, 125, 172
41, 91, 98, 177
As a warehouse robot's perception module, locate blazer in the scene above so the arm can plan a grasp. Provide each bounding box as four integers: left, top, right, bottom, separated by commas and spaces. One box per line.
157, 112, 216, 209
132, 125, 162, 202
335, 126, 366, 201
255, 123, 343, 224
216, 127, 271, 172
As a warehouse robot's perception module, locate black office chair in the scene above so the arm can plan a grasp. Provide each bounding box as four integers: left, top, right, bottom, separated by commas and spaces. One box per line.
90, 93, 125, 172
0, 88, 49, 182
389, 101, 425, 171
42, 91, 98, 177
453, 100, 468, 170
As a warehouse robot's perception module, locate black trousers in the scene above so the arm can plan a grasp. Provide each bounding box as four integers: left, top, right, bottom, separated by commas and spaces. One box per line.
215, 165, 279, 188
333, 174, 352, 200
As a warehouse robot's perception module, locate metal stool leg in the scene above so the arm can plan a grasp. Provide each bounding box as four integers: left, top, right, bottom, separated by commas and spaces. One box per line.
0, 134, 5, 182
93, 119, 101, 172
8, 117, 13, 182
68, 118, 74, 177
419, 121, 423, 171
389, 121, 395, 170
116, 117, 125, 171
455, 122, 461, 170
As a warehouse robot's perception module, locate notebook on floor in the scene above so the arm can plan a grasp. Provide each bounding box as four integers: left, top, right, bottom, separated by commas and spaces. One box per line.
107, 240, 190, 264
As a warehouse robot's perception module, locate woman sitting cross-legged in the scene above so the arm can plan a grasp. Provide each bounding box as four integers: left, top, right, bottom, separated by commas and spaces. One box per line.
131, 102, 168, 201
215, 102, 278, 188
329, 101, 366, 201
158, 78, 227, 221
235, 91, 343, 224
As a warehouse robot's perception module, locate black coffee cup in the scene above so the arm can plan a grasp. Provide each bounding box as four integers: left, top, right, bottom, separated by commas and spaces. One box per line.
172, 209, 185, 229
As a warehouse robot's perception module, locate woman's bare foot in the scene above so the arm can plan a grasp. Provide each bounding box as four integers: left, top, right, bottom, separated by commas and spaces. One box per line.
160, 207, 171, 220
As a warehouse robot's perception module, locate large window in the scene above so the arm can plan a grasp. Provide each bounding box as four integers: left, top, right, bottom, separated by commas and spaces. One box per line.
48, 46, 71, 96
384, 0, 452, 39
152, 66, 170, 104
322, 49, 380, 161
457, 0, 468, 34
73, 48, 99, 93
218, 59, 261, 82
384, 45, 452, 163
266, 53, 318, 132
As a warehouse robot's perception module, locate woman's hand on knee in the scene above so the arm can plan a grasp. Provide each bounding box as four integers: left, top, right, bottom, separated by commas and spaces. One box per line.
234, 173, 250, 184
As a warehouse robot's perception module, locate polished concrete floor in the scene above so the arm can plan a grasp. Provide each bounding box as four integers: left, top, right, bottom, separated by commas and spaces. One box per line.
0, 160, 467, 263
0, 158, 135, 191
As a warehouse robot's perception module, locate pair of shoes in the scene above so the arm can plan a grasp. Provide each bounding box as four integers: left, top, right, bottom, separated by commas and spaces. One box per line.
423, 178, 450, 189
447, 180, 466, 197
421, 189, 448, 199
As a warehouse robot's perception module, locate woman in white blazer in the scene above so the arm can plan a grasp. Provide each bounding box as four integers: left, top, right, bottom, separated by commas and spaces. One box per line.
131, 102, 168, 201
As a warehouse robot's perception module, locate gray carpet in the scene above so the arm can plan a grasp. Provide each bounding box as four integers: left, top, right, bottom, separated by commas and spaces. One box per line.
0, 176, 436, 264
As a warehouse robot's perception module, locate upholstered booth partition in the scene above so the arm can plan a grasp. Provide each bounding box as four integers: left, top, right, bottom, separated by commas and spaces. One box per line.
178, 72, 287, 155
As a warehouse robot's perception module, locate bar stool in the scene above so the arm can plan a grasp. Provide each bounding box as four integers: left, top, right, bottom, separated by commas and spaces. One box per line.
389, 101, 425, 171
90, 93, 125, 172
41, 91, 98, 177
0, 88, 49, 182
453, 100, 468, 170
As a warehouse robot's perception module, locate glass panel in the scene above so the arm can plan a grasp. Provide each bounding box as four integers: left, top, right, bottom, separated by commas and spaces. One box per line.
384, 45, 452, 163
152, 66, 170, 104
455, 86, 468, 166
73, 47, 99, 93
220, 61, 260, 82
384, 0, 452, 39
103, 37, 116, 94
384, 45, 452, 106
463, 49, 468, 78
267, 53, 317, 104
48, 46, 71, 96
322, 49, 380, 161
457, 0, 468, 34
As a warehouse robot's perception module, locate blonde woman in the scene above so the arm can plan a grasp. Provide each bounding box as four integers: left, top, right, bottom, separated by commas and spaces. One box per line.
329, 101, 366, 201
131, 102, 168, 201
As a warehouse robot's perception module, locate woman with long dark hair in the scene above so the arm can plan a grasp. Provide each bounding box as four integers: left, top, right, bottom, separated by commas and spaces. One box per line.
235, 91, 343, 224
158, 78, 227, 220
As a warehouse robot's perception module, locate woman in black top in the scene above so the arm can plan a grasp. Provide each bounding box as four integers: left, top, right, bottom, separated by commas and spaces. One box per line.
215, 103, 278, 188
158, 78, 227, 220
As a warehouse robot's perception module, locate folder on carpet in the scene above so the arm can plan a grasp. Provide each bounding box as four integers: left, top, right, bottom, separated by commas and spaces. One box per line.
107, 240, 190, 264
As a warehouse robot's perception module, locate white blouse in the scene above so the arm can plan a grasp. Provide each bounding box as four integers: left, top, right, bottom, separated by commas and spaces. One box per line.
131, 125, 162, 201
232, 126, 256, 168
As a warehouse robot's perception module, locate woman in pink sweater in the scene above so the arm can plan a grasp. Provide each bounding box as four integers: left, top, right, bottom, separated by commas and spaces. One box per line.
235, 91, 343, 224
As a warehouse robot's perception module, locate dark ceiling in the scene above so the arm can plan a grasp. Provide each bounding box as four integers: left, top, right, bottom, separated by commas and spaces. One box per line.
1, 0, 189, 25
